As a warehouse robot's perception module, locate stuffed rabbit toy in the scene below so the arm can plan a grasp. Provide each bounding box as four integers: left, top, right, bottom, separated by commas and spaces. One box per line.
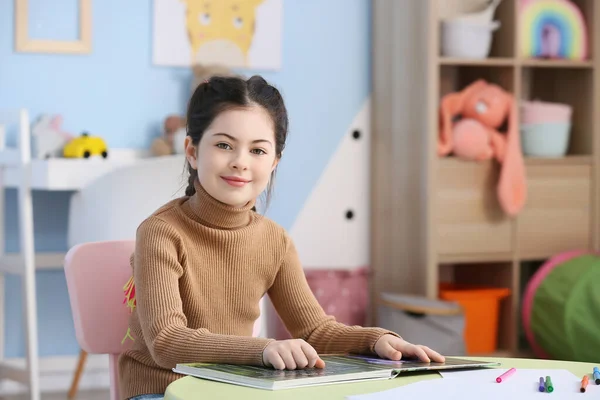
31, 115, 73, 159
438, 79, 527, 216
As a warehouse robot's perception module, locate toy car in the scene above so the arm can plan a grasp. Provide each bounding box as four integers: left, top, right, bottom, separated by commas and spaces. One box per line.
63, 132, 108, 159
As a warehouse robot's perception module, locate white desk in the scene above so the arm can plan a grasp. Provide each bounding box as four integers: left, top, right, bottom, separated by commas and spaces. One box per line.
0, 151, 146, 273
3, 151, 143, 190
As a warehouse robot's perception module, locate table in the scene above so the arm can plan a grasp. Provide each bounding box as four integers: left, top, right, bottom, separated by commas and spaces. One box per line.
164, 357, 598, 399
3, 151, 141, 190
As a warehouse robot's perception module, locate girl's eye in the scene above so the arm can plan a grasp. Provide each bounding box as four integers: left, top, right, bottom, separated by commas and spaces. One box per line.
233, 17, 243, 29
251, 148, 266, 155
216, 143, 231, 150
200, 13, 211, 25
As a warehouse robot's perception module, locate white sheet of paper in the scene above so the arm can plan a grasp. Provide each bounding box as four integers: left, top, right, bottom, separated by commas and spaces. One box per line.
346, 369, 599, 400
439, 367, 578, 381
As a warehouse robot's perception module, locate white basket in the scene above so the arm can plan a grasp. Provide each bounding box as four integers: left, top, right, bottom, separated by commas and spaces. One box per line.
441, 19, 500, 58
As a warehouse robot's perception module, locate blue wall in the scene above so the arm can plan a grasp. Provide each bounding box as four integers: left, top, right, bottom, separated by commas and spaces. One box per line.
0, 0, 371, 358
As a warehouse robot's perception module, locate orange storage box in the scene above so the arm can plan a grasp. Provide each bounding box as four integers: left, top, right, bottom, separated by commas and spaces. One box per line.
439, 283, 510, 354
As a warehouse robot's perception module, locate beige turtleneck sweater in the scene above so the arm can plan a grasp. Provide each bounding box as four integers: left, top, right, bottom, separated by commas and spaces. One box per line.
118, 180, 398, 399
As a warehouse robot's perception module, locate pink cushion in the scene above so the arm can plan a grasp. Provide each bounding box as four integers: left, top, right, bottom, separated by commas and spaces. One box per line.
270, 267, 370, 339
64, 240, 136, 355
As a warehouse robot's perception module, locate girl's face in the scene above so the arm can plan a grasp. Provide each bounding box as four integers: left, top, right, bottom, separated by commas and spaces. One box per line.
185, 105, 279, 208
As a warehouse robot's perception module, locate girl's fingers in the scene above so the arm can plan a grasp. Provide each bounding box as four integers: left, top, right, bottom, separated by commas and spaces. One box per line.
279, 350, 297, 370
268, 352, 286, 370
385, 341, 403, 360
422, 346, 445, 362
292, 346, 309, 369
314, 358, 326, 369
300, 341, 321, 368
412, 345, 430, 362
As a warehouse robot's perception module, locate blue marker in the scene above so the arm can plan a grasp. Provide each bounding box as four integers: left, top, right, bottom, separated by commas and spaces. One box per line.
594, 367, 600, 384
538, 377, 545, 392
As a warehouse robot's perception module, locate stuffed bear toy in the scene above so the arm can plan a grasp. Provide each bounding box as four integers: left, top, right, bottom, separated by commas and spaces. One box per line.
151, 63, 238, 156
151, 115, 186, 156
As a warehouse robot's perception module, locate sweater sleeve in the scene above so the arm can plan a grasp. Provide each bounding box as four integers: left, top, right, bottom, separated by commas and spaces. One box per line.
267, 233, 401, 355
133, 217, 274, 369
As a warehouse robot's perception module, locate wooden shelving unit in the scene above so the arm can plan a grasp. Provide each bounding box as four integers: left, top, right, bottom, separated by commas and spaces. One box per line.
371, 0, 599, 357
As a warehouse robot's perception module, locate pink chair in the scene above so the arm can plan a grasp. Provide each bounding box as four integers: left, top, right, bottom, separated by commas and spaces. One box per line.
64, 240, 136, 400
64, 239, 265, 400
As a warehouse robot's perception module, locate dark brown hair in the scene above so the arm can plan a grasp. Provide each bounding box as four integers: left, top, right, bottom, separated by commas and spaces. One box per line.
185, 75, 288, 210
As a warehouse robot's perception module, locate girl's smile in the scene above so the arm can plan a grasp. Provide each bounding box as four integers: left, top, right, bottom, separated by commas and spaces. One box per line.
221, 175, 251, 187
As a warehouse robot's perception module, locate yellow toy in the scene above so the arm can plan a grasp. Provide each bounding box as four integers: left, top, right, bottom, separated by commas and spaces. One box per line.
63, 132, 108, 159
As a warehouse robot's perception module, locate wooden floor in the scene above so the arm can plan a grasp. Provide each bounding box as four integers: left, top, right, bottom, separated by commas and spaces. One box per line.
0, 389, 110, 400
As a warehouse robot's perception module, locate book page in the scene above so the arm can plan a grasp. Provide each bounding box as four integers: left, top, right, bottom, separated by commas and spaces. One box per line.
182, 356, 393, 382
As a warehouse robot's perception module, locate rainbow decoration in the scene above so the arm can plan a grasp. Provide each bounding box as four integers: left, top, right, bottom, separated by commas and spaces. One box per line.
519, 0, 588, 60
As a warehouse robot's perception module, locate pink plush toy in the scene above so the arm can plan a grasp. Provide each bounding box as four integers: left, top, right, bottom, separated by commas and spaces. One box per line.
451, 119, 502, 161
438, 79, 527, 216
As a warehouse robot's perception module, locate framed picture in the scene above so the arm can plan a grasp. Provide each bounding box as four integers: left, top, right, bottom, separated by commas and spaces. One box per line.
153, 0, 282, 69
14, 0, 92, 54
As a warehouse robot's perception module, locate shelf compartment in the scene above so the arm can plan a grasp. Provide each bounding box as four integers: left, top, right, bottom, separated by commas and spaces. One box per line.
435, 158, 513, 257
520, 67, 593, 156
440, 65, 514, 98
517, 163, 592, 259
437, 0, 515, 58
439, 262, 516, 354
488, 0, 515, 58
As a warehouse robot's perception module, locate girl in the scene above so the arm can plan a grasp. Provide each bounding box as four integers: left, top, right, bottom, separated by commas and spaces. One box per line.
118, 75, 444, 400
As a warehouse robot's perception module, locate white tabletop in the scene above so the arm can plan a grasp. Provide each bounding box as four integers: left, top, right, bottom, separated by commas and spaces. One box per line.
1, 150, 145, 190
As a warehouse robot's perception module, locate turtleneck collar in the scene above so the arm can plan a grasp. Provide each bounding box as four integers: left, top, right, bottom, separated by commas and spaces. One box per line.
185, 179, 256, 230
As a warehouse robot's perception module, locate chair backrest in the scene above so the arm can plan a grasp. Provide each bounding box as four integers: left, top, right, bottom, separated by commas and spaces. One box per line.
67, 154, 187, 248
64, 240, 135, 355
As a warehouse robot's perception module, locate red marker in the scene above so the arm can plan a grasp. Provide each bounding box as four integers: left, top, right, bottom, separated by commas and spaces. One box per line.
496, 368, 516, 383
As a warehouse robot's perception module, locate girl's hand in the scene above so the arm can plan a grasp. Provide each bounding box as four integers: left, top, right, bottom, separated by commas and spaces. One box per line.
262, 339, 326, 370
374, 334, 445, 363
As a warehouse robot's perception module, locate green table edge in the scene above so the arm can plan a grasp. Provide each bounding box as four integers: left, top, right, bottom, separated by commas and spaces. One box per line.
164, 357, 598, 400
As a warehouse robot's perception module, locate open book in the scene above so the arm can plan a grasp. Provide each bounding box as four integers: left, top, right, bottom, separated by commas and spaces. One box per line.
172, 355, 500, 390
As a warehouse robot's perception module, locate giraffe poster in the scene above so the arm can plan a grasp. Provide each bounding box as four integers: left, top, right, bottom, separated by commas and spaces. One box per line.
153, 0, 282, 69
